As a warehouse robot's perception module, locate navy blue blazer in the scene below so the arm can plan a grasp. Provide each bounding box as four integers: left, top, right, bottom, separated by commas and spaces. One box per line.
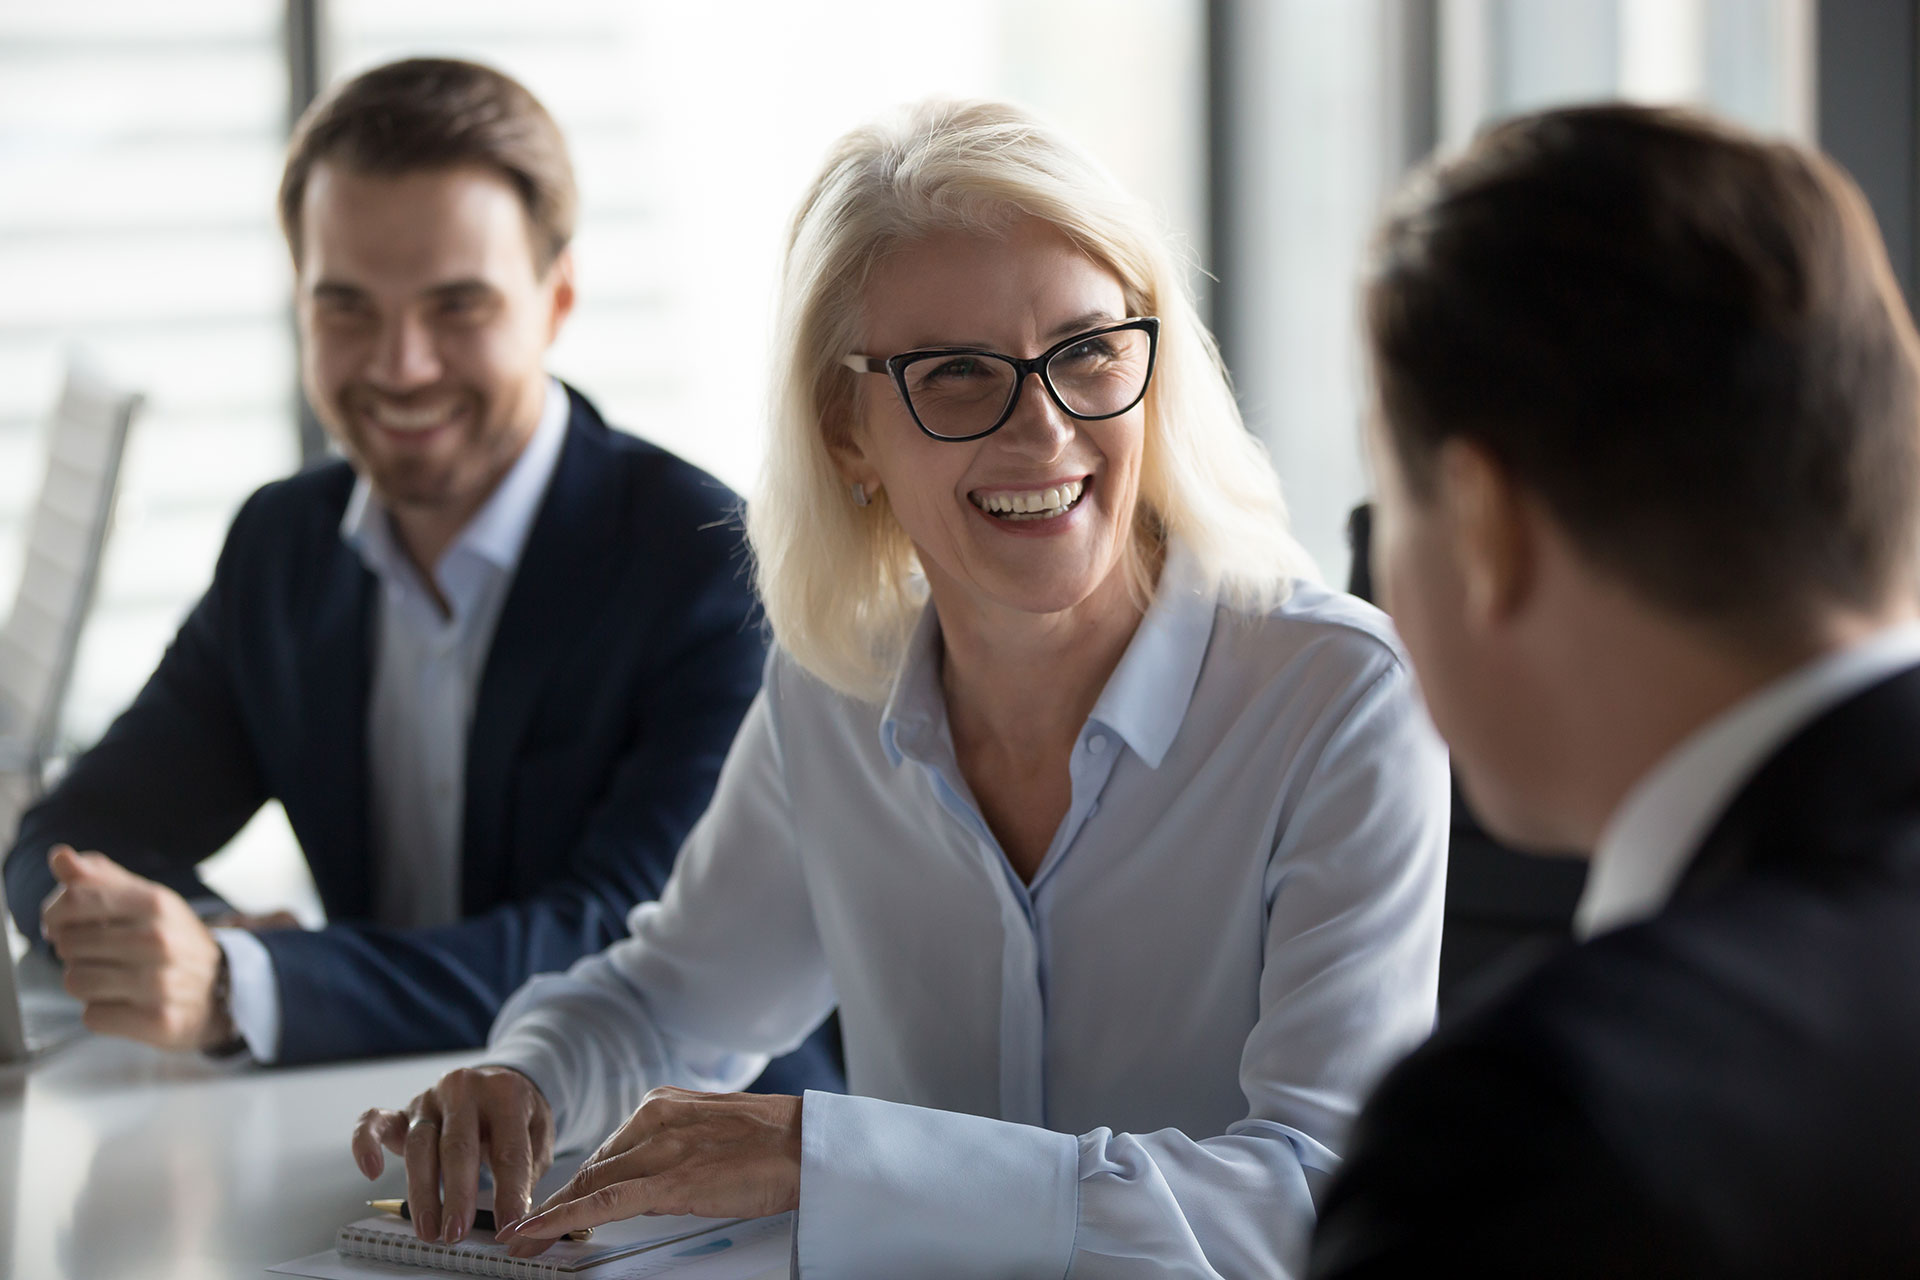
1310, 664, 1920, 1278
6, 387, 843, 1087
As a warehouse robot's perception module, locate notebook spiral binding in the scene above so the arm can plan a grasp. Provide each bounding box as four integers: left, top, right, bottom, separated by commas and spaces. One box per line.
337, 1223, 571, 1277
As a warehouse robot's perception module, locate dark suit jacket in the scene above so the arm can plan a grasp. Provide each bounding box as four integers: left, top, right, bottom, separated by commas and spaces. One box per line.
1310, 664, 1920, 1279
5, 387, 843, 1088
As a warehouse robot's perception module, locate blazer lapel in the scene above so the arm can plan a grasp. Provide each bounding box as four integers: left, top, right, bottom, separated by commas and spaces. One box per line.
460, 389, 623, 912
298, 545, 376, 919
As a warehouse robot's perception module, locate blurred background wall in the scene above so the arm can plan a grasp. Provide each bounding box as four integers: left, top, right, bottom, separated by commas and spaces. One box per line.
1, 0, 1910, 910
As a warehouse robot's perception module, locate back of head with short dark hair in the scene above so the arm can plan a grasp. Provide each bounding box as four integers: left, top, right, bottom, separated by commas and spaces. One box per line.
1367, 104, 1920, 645
278, 57, 576, 272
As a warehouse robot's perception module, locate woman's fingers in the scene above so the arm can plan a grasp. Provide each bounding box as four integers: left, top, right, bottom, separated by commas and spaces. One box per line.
403, 1106, 444, 1242
507, 1174, 671, 1252
436, 1099, 482, 1243
546, 1141, 675, 1218
579, 1087, 688, 1169
351, 1108, 409, 1177
500, 1090, 803, 1249
526, 1087, 696, 1222
489, 1110, 543, 1231
347, 1068, 554, 1245
470, 1066, 554, 1229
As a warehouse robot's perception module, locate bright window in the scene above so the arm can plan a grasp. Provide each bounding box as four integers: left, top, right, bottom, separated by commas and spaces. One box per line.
1218, 0, 1813, 586
0, 0, 298, 744
330, 0, 1207, 497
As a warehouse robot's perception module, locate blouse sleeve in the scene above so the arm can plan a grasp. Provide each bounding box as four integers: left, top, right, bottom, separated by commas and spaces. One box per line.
483, 661, 838, 1153
793, 654, 1451, 1279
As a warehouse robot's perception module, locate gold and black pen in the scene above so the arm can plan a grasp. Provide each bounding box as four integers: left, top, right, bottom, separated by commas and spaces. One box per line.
367, 1199, 594, 1241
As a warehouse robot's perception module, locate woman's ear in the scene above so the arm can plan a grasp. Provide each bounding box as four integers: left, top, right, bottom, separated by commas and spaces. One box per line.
828, 411, 883, 500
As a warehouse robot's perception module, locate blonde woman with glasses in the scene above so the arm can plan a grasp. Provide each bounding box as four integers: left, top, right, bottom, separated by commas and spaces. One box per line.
353, 100, 1448, 1278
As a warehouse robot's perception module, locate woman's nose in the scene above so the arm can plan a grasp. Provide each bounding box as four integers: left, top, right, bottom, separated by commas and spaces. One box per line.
994, 372, 1075, 457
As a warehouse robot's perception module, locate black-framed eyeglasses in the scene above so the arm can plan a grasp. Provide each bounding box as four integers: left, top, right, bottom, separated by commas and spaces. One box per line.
841, 316, 1160, 443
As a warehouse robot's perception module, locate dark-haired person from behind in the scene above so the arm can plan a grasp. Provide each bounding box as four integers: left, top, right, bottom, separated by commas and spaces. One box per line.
3, 58, 842, 1091
1310, 105, 1920, 1278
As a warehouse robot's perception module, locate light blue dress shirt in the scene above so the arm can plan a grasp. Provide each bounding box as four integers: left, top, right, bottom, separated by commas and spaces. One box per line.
214, 379, 569, 1061
485, 545, 1450, 1278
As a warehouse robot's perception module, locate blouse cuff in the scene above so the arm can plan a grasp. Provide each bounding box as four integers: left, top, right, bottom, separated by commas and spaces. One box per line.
796, 1090, 1079, 1280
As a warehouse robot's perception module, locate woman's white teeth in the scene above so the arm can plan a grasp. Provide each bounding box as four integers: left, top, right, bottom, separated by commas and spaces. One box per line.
977, 478, 1085, 519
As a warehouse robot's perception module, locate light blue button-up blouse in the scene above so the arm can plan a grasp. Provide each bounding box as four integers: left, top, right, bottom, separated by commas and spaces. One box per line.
486, 545, 1450, 1278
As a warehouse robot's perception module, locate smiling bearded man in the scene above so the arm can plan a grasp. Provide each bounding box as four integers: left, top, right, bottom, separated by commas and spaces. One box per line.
4, 58, 844, 1093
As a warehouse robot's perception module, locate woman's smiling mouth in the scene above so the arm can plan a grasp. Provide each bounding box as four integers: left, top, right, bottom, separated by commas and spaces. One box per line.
968, 476, 1090, 522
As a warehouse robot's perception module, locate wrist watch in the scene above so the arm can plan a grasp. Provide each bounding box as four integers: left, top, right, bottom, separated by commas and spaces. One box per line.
203, 946, 249, 1059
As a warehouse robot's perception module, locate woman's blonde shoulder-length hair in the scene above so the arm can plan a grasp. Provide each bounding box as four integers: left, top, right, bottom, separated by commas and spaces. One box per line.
748, 98, 1315, 703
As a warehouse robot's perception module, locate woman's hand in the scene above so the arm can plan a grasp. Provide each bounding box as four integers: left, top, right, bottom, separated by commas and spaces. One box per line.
350, 1066, 555, 1244
498, 1087, 801, 1258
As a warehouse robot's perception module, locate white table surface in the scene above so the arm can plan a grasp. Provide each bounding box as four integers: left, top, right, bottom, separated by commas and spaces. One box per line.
0, 950, 786, 1280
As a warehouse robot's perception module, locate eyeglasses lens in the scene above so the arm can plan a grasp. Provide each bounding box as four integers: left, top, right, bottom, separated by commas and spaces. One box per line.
900, 327, 1152, 439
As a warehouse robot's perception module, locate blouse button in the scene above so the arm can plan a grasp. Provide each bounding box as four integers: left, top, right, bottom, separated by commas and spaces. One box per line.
1088, 734, 1108, 755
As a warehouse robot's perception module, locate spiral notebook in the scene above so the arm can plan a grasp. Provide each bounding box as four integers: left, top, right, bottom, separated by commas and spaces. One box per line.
334, 1212, 739, 1277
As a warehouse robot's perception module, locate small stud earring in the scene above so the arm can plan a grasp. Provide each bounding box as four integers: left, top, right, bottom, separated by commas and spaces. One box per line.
850, 482, 871, 508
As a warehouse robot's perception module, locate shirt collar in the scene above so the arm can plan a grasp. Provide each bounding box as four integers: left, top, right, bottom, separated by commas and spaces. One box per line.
1580, 619, 1920, 939
879, 540, 1216, 770
1085, 542, 1214, 768
341, 377, 570, 582
879, 605, 946, 768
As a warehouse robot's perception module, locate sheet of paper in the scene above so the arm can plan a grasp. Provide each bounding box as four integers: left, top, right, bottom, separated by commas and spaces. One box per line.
586, 1214, 789, 1279
268, 1214, 791, 1280
269, 1252, 423, 1279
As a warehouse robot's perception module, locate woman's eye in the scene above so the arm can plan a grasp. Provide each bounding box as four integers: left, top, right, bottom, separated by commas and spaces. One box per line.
924, 357, 982, 382
1059, 338, 1116, 366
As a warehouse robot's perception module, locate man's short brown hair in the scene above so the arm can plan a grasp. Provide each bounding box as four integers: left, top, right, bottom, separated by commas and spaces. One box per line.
279, 57, 576, 272
1367, 104, 1920, 643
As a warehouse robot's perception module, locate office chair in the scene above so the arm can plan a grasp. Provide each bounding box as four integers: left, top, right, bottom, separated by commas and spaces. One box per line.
0, 363, 142, 831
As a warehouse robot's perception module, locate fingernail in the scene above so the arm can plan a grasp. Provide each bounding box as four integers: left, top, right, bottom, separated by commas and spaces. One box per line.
447, 1219, 465, 1244
417, 1211, 438, 1241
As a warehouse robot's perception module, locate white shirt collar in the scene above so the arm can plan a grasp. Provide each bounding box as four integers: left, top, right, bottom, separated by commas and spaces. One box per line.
879, 540, 1215, 770
1580, 620, 1920, 938
341, 377, 570, 593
